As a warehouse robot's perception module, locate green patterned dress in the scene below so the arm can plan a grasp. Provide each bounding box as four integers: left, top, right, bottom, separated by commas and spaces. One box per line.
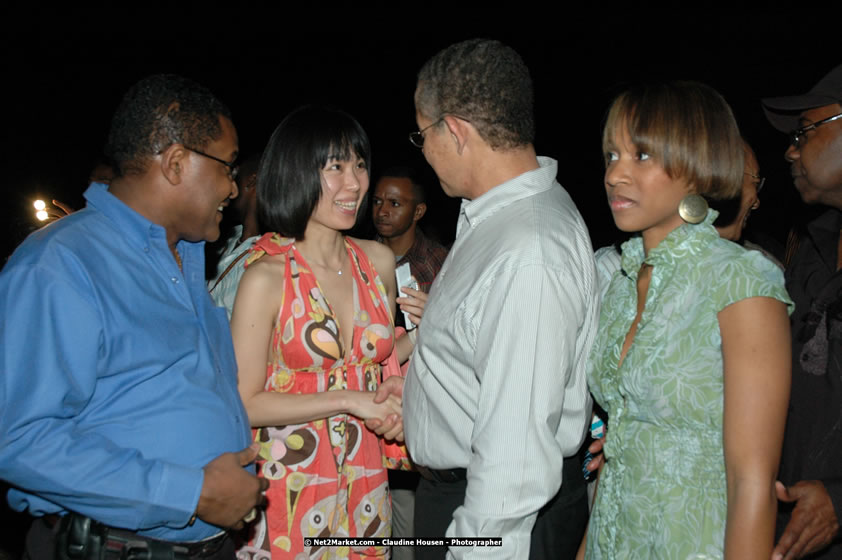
586, 212, 792, 559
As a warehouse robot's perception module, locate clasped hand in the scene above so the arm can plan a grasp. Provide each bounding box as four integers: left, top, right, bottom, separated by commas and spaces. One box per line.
348, 387, 402, 431
364, 376, 405, 442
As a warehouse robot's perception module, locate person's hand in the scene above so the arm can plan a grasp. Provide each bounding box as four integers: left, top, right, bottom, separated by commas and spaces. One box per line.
772, 480, 839, 559
585, 437, 604, 472
366, 412, 404, 442
51, 199, 76, 217
364, 376, 405, 441
397, 287, 428, 326
196, 443, 269, 530
374, 375, 404, 402
347, 390, 402, 422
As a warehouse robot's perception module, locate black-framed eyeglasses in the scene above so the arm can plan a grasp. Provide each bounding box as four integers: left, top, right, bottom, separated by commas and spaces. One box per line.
789, 112, 842, 149
185, 147, 239, 180
745, 172, 766, 194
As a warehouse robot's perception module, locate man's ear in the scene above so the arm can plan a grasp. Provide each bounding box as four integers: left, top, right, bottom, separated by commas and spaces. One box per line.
413, 202, 427, 222
160, 144, 186, 185
443, 115, 471, 155
242, 173, 258, 194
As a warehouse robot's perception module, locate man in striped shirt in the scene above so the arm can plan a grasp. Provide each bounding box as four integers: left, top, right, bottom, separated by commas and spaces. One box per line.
371, 39, 599, 559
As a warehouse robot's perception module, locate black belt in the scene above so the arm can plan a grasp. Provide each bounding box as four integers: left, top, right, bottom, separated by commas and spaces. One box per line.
416, 455, 582, 484
415, 465, 467, 483
53, 513, 228, 560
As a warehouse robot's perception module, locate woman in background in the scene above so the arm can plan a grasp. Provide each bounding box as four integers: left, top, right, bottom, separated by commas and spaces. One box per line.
714, 140, 783, 268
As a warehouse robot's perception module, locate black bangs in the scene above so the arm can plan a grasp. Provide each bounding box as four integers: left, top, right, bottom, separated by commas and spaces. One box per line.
310, 109, 372, 169
257, 105, 372, 239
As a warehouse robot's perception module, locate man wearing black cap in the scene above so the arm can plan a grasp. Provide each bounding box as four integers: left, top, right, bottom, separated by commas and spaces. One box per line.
763, 64, 842, 560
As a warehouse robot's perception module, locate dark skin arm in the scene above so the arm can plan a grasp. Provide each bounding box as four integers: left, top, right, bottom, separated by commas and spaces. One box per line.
51, 199, 76, 217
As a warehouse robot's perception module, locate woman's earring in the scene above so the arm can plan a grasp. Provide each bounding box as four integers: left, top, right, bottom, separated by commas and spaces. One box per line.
678, 194, 708, 224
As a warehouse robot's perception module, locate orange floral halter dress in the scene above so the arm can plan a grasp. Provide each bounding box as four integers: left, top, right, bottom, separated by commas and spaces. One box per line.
237, 234, 394, 560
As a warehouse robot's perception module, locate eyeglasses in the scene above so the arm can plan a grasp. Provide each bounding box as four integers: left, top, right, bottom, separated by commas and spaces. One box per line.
788, 112, 842, 149
408, 114, 472, 148
745, 172, 766, 194
409, 117, 445, 148
185, 147, 239, 180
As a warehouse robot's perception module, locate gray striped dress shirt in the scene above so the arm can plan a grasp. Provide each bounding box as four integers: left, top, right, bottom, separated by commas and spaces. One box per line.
404, 157, 600, 558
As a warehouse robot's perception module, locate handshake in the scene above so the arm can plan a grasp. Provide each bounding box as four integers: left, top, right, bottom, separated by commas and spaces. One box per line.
362, 376, 406, 442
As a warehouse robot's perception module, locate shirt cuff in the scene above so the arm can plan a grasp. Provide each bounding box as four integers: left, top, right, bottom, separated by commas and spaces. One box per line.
447, 510, 534, 559
146, 462, 205, 528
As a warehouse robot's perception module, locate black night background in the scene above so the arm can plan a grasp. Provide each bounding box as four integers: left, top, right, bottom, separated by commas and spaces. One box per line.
0, 9, 839, 555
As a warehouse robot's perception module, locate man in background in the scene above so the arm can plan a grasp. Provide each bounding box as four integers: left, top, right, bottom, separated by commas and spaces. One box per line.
373, 167, 448, 295
372, 167, 448, 559
764, 64, 842, 560
208, 153, 262, 318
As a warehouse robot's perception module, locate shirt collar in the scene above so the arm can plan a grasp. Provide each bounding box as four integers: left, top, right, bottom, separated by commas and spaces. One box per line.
404, 227, 431, 260
460, 156, 559, 229
620, 209, 720, 279
83, 182, 204, 259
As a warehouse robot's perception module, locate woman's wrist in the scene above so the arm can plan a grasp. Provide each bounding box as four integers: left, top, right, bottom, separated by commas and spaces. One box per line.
330, 389, 354, 417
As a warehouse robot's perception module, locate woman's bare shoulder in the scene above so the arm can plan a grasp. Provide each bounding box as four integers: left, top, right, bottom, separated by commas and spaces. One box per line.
231, 252, 287, 328
241, 252, 286, 287
349, 237, 394, 268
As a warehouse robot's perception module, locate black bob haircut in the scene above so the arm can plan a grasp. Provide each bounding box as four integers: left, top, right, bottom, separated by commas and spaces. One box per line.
258, 105, 371, 239
105, 74, 231, 177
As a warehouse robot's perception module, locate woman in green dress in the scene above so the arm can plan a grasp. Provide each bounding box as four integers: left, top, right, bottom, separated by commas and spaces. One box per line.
581, 82, 793, 559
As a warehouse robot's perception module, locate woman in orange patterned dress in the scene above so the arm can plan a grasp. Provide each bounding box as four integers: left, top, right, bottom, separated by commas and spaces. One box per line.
232, 106, 414, 559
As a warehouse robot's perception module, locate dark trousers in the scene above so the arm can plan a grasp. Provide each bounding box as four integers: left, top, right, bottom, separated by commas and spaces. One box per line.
413, 456, 588, 559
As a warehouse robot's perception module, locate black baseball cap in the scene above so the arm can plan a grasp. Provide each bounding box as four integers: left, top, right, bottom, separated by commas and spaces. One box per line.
762, 65, 842, 132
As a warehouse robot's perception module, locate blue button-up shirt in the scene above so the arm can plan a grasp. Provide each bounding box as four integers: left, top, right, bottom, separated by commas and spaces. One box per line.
0, 183, 251, 542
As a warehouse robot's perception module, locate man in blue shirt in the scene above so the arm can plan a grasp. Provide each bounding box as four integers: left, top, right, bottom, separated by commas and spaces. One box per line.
0, 74, 268, 559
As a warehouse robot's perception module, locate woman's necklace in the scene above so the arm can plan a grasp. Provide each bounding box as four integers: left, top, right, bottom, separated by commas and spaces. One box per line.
295, 245, 345, 275
312, 261, 344, 275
